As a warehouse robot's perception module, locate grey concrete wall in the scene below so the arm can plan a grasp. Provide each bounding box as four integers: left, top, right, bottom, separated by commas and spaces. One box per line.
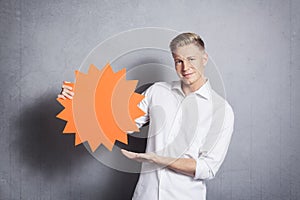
1, 0, 299, 199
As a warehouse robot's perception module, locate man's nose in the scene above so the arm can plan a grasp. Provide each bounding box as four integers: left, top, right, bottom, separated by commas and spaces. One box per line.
182, 60, 191, 71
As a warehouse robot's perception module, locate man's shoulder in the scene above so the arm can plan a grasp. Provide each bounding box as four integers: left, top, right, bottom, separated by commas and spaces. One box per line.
142, 81, 179, 100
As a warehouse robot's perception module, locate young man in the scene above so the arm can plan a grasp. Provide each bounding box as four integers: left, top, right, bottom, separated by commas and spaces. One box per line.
59, 32, 234, 200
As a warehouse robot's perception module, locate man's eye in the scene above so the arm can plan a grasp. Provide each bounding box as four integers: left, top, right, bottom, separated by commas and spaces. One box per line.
188, 58, 195, 61
175, 60, 182, 64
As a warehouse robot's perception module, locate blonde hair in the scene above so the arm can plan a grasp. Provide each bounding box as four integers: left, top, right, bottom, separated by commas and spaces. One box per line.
169, 32, 205, 53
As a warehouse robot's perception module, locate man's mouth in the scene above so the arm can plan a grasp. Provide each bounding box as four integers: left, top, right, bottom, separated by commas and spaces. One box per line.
183, 72, 194, 78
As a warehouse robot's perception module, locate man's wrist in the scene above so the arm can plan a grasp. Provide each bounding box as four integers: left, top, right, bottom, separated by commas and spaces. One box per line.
151, 153, 160, 164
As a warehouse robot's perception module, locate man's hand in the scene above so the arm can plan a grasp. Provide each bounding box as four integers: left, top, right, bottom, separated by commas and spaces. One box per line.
121, 149, 157, 163
121, 149, 196, 177
57, 81, 74, 100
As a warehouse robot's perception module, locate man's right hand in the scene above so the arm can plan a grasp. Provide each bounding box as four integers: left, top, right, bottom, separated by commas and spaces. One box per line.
57, 81, 74, 100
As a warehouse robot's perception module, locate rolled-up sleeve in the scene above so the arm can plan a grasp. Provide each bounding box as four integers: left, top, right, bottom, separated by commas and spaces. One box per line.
194, 105, 234, 180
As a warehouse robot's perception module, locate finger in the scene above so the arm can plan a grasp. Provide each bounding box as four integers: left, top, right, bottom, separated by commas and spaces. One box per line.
121, 149, 135, 158
57, 94, 66, 100
62, 89, 74, 97
62, 91, 73, 99
121, 149, 138, 159
62, 84, 73, 90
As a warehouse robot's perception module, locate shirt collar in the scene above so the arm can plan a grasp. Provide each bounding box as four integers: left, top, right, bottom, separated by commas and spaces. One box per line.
171, 79, 212, 100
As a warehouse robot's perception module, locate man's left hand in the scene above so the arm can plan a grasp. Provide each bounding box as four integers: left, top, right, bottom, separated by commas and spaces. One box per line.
121, 149, 157, 163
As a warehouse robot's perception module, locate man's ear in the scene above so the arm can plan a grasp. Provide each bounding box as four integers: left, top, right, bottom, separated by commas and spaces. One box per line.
202, 51, 209, 66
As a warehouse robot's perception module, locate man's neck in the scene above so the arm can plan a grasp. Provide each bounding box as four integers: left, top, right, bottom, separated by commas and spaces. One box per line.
181, 78, 207, 96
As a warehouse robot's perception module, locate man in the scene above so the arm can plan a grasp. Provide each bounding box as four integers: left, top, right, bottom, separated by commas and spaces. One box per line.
59, 32, 234, 200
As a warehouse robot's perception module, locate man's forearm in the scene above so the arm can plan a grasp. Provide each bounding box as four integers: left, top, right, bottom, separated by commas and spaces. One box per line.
153, 155, 196, 177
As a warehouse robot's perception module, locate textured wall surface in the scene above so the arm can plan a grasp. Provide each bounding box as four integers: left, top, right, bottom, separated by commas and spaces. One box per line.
1, 0, 300, 199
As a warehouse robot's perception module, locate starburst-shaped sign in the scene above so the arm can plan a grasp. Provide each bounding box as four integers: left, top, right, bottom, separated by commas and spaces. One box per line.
56, 63, 145, 152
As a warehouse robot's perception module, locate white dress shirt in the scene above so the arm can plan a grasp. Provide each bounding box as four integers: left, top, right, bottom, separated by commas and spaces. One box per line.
132, 80, 234, 200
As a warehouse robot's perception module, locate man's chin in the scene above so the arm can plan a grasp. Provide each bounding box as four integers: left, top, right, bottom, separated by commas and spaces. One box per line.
181, 79, 194, 86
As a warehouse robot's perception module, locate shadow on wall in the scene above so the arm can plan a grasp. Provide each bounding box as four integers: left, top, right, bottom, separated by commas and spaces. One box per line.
14, 94, 88, 179
13, 89, 151, 199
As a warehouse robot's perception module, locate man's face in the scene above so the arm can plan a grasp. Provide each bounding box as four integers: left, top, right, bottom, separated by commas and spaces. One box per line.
172, 44, 208, 87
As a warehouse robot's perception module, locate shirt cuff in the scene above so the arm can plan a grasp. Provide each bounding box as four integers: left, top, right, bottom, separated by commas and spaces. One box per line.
194, 157, 214, 180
